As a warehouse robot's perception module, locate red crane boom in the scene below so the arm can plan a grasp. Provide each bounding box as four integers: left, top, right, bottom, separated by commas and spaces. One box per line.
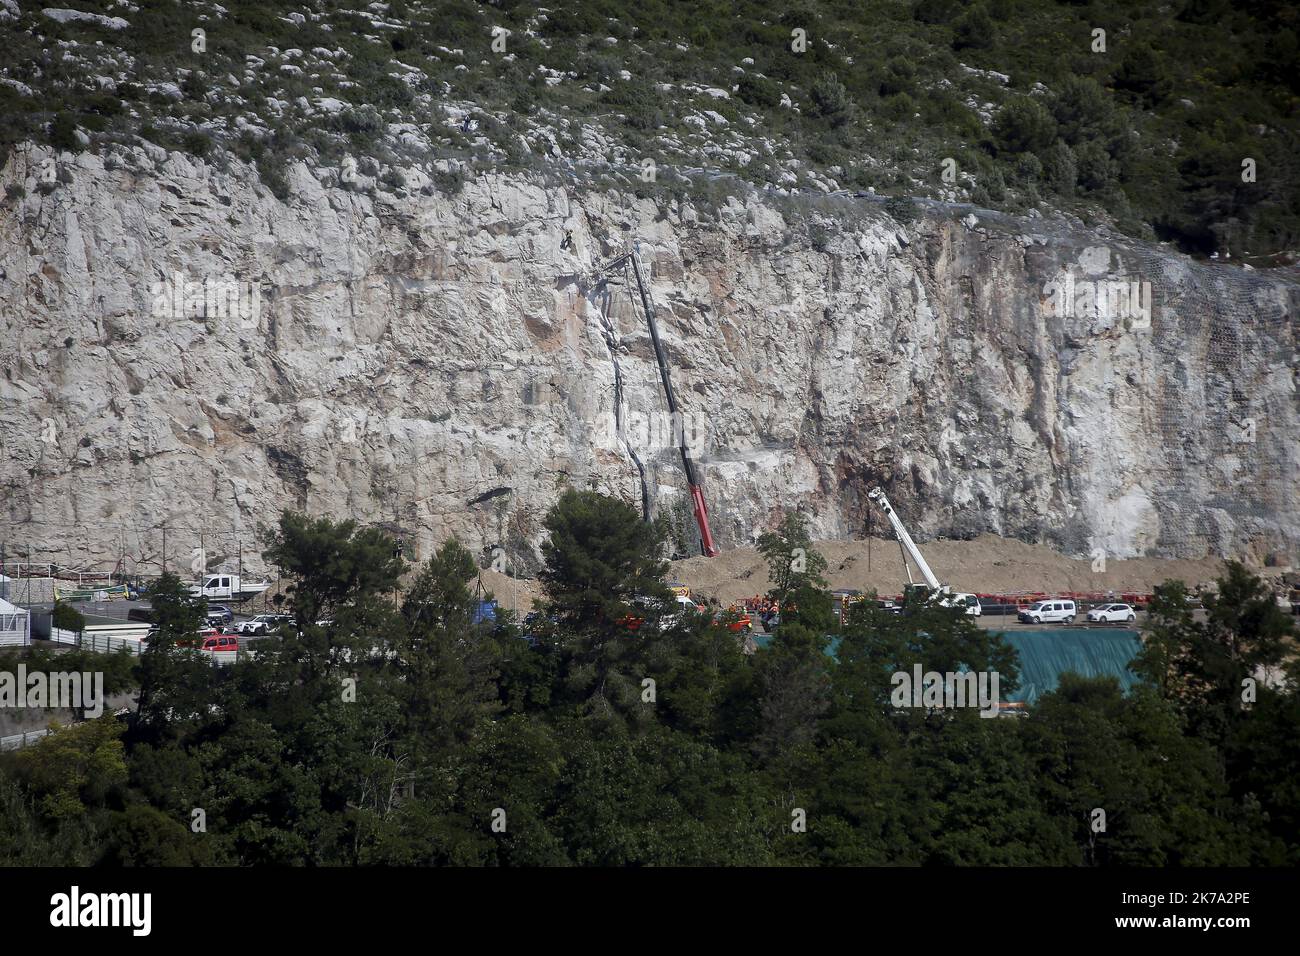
598, 244, 719, 557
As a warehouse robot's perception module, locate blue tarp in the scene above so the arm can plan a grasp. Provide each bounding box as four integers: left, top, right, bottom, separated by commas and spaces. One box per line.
751, 628, 1142, 706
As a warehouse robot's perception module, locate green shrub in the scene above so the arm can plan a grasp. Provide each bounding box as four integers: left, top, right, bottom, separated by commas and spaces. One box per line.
1113, 44, 1172, 105
433, 165, 466, 195
256, 153, 291, 201
1074, 141, 1119, 192
601, 81, 664, 131
982, 165, 1007, 201
542, 7, 603, 38
993, 96, 1056, 155
737, 74, 782, 109
1051, 75, 1119, 146
953, 5, 996, 50
51, 602, 85, 633
338, 106, 384, 135
181, 72, 208, 102
882, 91, 917, 121
49, 113, 80, 152
182, 131, 212, 158
1014, 152, 1043, 183
809, 72, 852, 125
913, 0, 962, 25
878, 56, 917, 97
84, 94, 124, 116
885, 195, 917, 223
1039, 141, 1077, 195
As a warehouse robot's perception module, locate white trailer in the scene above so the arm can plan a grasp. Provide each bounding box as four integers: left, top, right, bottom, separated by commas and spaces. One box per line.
867, 487, 981, 616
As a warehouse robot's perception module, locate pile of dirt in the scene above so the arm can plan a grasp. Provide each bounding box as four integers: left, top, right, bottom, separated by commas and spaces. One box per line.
476, 568, 545, 614
670, 535, 1232, 607
470, 535, 1243, 613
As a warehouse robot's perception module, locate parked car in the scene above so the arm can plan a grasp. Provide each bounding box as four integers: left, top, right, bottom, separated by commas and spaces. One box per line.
127, 607, 155, 624
235, 614, 295, 636
200, 634, 241, 652
654, 594, 705, 632
177, 626, 221, 648
1086, 603, 1137, 623
205, 604, 234, 625
1018, 599, 1076, 625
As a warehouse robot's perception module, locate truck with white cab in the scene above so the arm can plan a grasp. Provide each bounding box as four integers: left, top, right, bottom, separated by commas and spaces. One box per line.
189, 574, 271, 602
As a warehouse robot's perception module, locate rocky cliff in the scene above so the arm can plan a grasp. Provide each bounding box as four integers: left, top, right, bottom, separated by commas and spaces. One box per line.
1, 142, 1297, 575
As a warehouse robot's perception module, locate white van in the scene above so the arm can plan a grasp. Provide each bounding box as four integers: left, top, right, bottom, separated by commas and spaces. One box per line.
1018, 599, 1076, 625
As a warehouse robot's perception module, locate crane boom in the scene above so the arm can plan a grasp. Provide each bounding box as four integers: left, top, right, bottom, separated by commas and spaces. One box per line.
594, 244, 718, 557
867, 487, 941, 590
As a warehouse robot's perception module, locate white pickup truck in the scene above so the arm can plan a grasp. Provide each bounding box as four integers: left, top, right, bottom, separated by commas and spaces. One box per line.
189, 575, 271, 602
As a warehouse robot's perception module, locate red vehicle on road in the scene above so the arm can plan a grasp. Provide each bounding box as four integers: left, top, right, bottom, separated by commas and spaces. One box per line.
176, 627, 220, 648
200, 634, 240, 652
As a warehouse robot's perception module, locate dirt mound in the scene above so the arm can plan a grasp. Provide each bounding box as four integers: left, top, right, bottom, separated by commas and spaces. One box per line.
476, 568, 545, 614
670, 535, 1231, 607
471, 535, 1236, 614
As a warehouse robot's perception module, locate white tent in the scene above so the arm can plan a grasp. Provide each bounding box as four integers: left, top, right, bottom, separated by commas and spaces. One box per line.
0, 596, 30, 647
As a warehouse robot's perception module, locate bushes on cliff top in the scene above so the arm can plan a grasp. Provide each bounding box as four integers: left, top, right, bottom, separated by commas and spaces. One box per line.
1, 0, 1296, 256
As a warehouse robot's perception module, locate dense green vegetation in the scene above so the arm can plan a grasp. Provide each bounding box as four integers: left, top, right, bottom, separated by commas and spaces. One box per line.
1, 491, 1296, 866
0, 1, 1295, 256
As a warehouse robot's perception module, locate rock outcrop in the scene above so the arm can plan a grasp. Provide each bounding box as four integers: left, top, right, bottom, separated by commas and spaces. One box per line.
1, 143, 1297, 575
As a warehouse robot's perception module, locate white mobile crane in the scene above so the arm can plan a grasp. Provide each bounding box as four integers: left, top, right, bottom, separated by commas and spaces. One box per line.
867, 487, 981, 616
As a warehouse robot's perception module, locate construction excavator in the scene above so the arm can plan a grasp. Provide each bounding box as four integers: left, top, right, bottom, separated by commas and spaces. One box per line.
591, 242, 719, 557
867, 486, 980, 616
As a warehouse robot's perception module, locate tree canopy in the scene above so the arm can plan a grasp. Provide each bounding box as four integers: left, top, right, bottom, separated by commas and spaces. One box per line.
2, 498, 1296, 866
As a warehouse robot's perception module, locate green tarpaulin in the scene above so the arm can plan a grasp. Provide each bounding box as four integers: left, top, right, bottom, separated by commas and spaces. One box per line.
751, 628, 1142, 706
995, 629, 1142, 704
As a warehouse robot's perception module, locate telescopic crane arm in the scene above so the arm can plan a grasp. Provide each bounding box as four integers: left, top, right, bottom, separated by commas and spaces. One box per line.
594, 244, 719, 557
867, 487, 941, 591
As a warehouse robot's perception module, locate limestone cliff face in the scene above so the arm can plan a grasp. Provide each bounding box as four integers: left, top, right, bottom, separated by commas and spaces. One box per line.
1, 142, 1297, 575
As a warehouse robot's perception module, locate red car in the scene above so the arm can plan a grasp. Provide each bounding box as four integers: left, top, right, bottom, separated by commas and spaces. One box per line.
200, 634, 240, 652
176, 627, 220, 648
